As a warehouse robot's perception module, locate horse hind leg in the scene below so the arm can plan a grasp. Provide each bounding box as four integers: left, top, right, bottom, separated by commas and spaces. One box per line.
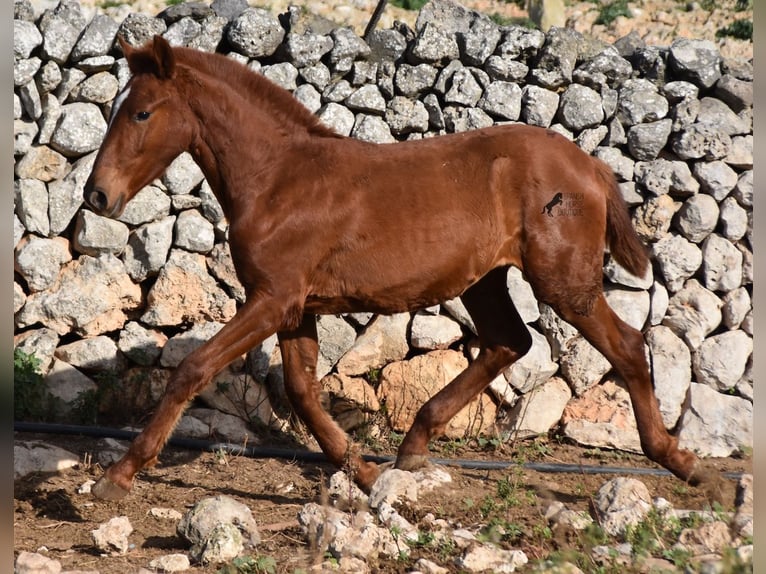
548, 292, 706, 485
278, 314, 380, 491
396, 266, 532, 471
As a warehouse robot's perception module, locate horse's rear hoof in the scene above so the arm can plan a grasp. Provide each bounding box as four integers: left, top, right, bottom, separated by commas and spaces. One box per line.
394, 453, 430, 472
92, 475, 131, 501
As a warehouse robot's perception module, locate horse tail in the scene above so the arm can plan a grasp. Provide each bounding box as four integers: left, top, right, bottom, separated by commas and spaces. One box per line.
596, 159, 650, 278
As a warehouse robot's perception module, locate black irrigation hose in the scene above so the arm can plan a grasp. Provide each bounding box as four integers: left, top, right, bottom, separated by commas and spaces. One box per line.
14, 421, 745, 481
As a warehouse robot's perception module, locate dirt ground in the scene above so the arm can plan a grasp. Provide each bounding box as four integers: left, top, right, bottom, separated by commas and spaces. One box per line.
13, 430, 751, 573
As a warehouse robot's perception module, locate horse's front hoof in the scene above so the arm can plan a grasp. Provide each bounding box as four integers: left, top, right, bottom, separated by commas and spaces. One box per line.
92, 475, 131, 501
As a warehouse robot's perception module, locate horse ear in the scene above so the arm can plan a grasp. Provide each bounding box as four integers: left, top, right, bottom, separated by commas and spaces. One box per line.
151, 35, 176, 79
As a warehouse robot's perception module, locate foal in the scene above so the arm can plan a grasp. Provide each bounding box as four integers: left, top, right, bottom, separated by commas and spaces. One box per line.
84, 36, 709, 500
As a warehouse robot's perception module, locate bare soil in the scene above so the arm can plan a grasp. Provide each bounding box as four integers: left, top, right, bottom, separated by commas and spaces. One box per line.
14, 431, 751, 573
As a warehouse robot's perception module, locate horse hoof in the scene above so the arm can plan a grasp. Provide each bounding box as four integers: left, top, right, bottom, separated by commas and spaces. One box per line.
92, 475, 131, 501
394, 453, 430, 472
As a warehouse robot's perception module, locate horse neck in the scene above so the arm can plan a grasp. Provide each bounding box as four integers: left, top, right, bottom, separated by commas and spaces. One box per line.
176, 52, 335, 213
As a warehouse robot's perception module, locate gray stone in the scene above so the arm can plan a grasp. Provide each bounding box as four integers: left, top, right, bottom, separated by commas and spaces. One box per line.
693, 160, 738, 201
118, 321, 168, 366
672, 123, 732, 161
14, 441, 79, 481
37, 93, 62, 145
503, 327, 557, 394
14, 327, 60, 374
649, 281, 669, 326
725, 134, 753, 169
593, 478, 652, 537
71, 14, 120, 61
603, 253, 653, 290
443, 106, 493, 132
394, 63, 438, 98
701, 233, 742, 292
646, 325, 691, 428
163, 17, 203, 47
457, 17, 501, 66
411, 22, 460, 64
721, 287, 750, 330
692, 330, 752, 391
337, 313, 409, 376
294, 83, 321, 113
322, 78, 354, 103
40, 14, 81, 64
316, 314, 358, 378
719, 197, 748, 242
633, 158, 698, 197
499, 376, 571, 439
161, 321, 225, 368
410, 313, 463, 350
117, 13, 168, 48
575, 47, 632, 88
557, 83, 603, 132
15, 178, 50, 236
616, 79, 669, 125
445, 67, 483, 107
678, 383, 752, 457
92, 516, 133, 555
604, 286, 649, 330
55, 335, 123, 372
14, 236, 71, 293
351, 114, 395, 143
732, 170, 752, 207
262, 62, 299, 90
329, 27, 370, 64
124, 216, 175, 282
695, 97, 750, 136
626, 119, 672, 161
162, 152, 205, 195
345, 84, 386, 115
484, 55, 529, 83
478, 81, 521, 121
366, 29, 407, 62
15, 119, 39, 156
117, 185, 173, 226
148, 554, 191, 573
284, 32, 333, 68
175, 209, 215, 254
318, 102, 355, 136
668, 38, 722, 89
593, 147, 634, 182
385, 96, 429, 135
675, 193, 719, 243
576, 125, 608, 153
529, 27, 580, 88
50, 102, 107, 158
177, 495, 260, 564
714, 74, 753, 112
15, 57, 41, 88
72, 208, 130, 258
662, 80, 699, 102
226, 7, 284, 58
559, 335, 610, 396
18, 79, 43, 120
47, 151, 95, 235
662, 279, 722, 349
14, 20, 43, 59
652, 235, 702, 293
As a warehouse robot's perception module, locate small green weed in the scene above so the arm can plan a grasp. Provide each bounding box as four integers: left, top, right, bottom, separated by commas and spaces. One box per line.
388, 0, 429, 11
215, 555, 277, 574
716, 19, 752, 41
595, 0, 631, 25
14, 348, 50, 421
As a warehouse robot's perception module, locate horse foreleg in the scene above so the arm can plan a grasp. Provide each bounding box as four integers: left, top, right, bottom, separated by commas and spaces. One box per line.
278, 316, 380, 491
397, 267, 532, 471
92, 295, 287, 501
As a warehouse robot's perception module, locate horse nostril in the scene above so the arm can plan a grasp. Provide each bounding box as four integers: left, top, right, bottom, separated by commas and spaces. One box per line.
86, 188, 109, 213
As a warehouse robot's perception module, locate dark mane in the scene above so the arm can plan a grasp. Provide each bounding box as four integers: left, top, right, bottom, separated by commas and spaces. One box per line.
173, 46, 341, 139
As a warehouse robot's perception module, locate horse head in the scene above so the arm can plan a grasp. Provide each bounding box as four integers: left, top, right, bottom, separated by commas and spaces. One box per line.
84, 35, 192, 218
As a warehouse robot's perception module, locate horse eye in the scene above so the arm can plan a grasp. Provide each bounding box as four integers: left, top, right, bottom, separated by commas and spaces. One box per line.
135, 111, 151, 121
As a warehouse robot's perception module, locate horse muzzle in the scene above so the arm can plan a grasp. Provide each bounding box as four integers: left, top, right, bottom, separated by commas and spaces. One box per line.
83, 181, 125, 218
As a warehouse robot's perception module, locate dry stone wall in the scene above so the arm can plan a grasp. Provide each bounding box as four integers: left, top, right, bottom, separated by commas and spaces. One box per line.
13, 0, 753, 459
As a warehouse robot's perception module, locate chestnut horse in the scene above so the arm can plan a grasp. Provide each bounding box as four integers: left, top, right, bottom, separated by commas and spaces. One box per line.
85, 35, 708, 501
